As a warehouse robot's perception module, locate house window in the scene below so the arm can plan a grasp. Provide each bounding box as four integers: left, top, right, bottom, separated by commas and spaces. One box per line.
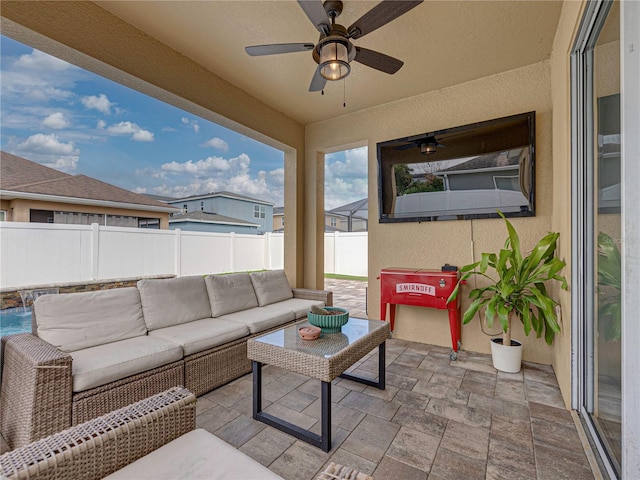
254, 205, 265, 219
0, 211, 5, 221
330, 217, 337, 227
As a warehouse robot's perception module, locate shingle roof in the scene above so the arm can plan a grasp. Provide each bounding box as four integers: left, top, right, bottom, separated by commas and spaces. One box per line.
1, 151, 70, 188
0, 151, 175, 210
438, 151, 517, 173
169, 190, 274, 205
169, 210, 259, 226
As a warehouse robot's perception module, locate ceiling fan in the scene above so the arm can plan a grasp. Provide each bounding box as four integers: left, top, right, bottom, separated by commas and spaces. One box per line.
245, 0, 423, 92
396, 135, 446, 155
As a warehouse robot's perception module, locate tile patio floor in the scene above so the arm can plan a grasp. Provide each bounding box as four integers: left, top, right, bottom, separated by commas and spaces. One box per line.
195, 279, 596, 480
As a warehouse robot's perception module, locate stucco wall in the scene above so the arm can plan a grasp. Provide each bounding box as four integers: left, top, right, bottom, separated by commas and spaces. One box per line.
549, 0, 586, 407
307, 61, 559, 365
4, 198, 171, 229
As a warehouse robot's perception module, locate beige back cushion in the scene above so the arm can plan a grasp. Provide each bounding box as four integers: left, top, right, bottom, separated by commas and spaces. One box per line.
205, 273, 258, 317
34, 287, 146, 352
137, 276, 212, 330
249, 270, 293, 306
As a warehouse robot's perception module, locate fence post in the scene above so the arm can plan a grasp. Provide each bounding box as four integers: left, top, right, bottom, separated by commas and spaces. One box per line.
333, 231, 339, 274
175, 228, 181, 276
90, 223, 100, 280
230, 232, 236, 272
264, 232, 271, 270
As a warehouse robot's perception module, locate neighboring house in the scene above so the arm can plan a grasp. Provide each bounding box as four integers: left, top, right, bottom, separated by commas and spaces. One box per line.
326, 198, 368, 232
167, 191, 274, 234
0, 151, 178, 228
435, 149, 525, 192
274, 201, 368, 233
272, 206, 284, 232
167, 211, 259, 234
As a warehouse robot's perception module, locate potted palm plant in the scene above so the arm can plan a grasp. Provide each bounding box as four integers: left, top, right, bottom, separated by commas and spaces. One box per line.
447, 212, 568, 372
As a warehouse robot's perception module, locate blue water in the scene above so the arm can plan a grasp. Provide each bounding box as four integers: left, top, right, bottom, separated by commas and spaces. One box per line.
0, 307, 33, 336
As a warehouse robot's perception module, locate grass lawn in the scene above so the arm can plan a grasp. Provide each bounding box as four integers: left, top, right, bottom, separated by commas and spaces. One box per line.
324, 273, 367, 282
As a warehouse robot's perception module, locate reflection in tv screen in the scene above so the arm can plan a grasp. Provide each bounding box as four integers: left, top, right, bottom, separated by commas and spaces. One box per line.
377, 112, 535, 222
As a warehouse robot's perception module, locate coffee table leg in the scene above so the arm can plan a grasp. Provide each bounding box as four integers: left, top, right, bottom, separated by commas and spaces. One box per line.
339, 341, 386, 389
252, 361, 262, 418
321, 381, 332, 452
252, 361, 332, 452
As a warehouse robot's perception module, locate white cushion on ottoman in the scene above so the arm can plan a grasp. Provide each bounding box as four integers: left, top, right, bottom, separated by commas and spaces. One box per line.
104, 428, 284, 479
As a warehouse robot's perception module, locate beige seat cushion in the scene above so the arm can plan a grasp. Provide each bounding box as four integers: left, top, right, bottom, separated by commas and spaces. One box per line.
205, 273, 258, 317
104, 428, 284, 479
70, 336, 183, 392
34, 287, 146, 352
249, 270, 293, 306
277, 297, 326, 319
138, 276, 212, 330
219, 304, 295, 334
149, 318, 249, 356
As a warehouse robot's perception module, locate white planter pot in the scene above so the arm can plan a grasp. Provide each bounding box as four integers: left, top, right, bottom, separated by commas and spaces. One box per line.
490, 338, 523, 373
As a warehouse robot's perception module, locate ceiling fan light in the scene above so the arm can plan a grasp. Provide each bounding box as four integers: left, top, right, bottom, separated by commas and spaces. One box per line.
319, 41, 350, 81
421, 141, 438, 155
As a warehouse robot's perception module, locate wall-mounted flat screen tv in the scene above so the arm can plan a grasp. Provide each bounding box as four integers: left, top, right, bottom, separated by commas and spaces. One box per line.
377, 112, 536, 222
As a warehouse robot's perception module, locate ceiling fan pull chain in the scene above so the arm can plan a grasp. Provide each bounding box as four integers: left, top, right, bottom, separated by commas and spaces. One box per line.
343, 78, 346, 108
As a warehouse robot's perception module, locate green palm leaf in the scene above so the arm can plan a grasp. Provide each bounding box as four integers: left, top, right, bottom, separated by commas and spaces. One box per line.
450, 210, 568, 347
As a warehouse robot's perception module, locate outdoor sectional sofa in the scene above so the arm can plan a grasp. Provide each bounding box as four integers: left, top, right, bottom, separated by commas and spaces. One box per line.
0, 270, 332, 449
0, 386, 283, 479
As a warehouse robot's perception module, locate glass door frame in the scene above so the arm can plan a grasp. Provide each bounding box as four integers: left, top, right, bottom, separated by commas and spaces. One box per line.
571, 1, 640, 478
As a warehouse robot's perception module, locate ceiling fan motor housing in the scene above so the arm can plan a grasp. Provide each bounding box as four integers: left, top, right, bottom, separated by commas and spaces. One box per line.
323, 0, 344, 19
312, 24, 355, 65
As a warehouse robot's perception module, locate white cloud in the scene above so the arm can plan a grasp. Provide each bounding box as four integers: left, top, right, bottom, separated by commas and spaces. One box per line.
42, 156, 79, 172
42, 112, 70, 129
96, 119, 106, 129
181, 116, 200, 133
132, 129, 154, 142
15, 50, 72, 72
138, 153, 283, 205
324, 147, 368, 209
201, 137, 229, 151
14, 133, 80, 173
105, 121, 154, 142
17, 133, 78, 155
81, 94, 114, 114
161, 154, 250, 174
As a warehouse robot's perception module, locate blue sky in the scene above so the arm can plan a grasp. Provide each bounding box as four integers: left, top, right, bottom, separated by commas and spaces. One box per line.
1, 36, 367, 209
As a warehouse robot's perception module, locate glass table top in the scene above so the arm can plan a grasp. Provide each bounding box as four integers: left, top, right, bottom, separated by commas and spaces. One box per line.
252, 317, 388, 359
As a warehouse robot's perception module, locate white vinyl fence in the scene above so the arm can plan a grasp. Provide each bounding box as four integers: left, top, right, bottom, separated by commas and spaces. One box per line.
0, 222, 367, 289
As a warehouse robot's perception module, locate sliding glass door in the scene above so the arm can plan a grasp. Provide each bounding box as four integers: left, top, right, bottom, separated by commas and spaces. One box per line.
572, 1, 622, 477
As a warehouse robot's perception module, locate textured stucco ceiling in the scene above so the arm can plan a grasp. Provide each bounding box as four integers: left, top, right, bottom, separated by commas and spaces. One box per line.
95, 1, 562, 126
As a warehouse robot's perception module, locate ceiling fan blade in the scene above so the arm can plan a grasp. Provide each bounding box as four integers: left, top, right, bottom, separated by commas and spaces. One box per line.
246, 43, 315, 56
298, 0, 330, 34
348, 0, 423, 39
395, 143, 418, 150
309, 67, 327, 92
354, 47, 404, 74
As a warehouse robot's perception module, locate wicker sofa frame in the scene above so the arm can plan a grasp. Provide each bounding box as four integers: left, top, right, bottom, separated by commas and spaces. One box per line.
0, 287, 331, 450
0, 386, 196, 480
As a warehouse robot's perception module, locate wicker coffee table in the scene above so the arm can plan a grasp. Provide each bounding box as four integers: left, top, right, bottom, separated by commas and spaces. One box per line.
247, 317, 391, 452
